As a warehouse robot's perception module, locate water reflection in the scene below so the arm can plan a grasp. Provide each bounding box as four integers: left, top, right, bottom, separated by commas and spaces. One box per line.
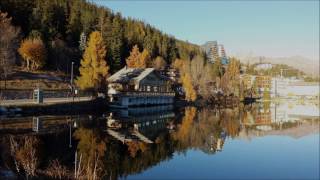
0, 102, 319, 179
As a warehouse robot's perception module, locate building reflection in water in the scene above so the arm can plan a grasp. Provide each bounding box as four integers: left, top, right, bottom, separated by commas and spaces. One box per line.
106, 105, 175, 144
0, 102, 319, 179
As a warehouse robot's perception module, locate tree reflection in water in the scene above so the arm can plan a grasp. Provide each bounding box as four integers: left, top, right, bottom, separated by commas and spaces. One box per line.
0, 103, 318, 179
73, 128, 106, 179
9, 135, 40, 178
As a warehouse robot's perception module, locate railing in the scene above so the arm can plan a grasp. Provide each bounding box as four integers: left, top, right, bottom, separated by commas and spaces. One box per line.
117, 91, 175, 97
0, 89, 92, 100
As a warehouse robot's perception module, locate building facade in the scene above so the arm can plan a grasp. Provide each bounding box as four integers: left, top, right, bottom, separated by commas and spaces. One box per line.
107, 67, 175, 108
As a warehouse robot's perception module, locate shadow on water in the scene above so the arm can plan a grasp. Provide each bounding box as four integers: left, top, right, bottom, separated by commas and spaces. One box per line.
0, 102, 319, 179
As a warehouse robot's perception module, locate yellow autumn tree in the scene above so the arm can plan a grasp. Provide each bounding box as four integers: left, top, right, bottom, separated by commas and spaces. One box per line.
73, 128, 106, 179
153, 56, 167, 70
173, 58, 197, 101
138, 49, 152, 68
181, 73, 197, 101
76, 31, 109, 91
18, 38, 46, 71
126, 141, 148, 158
126, 45, 152, 68
172, 107, 196, 142
172, 58, 185, 71
126, 45, 140, 68
223, 57, 241, 95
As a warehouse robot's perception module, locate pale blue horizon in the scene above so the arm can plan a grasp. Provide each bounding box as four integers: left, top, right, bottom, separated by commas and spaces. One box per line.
93, 0, 319, 62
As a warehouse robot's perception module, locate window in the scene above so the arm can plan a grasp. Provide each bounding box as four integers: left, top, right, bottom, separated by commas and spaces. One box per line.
147, 86, 151, 92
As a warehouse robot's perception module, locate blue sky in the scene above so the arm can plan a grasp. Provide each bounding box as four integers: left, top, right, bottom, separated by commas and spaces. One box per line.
94, 1, 319, 61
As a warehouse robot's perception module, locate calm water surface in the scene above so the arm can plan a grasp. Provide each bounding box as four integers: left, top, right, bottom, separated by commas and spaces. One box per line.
0, 101, 319, 179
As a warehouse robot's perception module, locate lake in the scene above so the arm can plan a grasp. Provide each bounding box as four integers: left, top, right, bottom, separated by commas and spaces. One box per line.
0, 101, 319, 179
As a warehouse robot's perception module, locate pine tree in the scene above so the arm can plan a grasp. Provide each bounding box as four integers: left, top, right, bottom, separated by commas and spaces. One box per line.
0, 11, 20, 89
76, 31, 109, 91
110, 14, 124, 71
79, 32, 87, 52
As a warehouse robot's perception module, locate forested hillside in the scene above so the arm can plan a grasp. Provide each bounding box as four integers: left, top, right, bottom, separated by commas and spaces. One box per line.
0, 0, 202, 74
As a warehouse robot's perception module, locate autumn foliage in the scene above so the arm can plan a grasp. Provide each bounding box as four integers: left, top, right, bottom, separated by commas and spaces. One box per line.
126, 45, 152, 68
126, 141, 148, 158
172, 107, 196, 143
18, 38, 46, 70
153, 56, 167, 70
173, 58, 197, 101
181, 73, 197, 101
76, 31, 109, 91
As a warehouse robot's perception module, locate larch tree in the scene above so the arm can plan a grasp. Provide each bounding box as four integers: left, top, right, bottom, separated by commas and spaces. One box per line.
125, 45, 141, 68
181, 73, 197, 101
76, 31, 109, 91
213, 58, 223, 78
18, 38, 47, 71
153, 56, 167, 70
0, 11, 20, 89
138, 49, 152, 68
223, 57, 241, 95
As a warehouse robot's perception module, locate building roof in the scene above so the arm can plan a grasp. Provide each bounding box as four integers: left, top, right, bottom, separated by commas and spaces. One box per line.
107, 67, 168, 84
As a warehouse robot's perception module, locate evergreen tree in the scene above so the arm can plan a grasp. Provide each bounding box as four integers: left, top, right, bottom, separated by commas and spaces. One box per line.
76, 31, 109, 91
0, 0, 203, 74
79, 32, 87, 52
110, 13, 124, 72
0, 11, 20, 89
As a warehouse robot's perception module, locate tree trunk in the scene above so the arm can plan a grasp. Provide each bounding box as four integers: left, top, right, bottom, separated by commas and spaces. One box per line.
26, 59, 30, 70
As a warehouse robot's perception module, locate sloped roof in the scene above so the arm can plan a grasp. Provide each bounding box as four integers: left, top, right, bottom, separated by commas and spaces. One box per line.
107, 67, 155, 84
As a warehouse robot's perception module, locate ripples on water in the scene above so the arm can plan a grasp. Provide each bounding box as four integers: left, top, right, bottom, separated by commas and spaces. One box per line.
0, 102, 319, 179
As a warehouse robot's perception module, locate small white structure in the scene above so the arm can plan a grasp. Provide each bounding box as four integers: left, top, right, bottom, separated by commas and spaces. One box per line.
255, 63, 273, 70
107, 67, 175, 108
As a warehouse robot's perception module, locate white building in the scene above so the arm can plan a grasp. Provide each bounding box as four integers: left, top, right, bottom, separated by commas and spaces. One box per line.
255, 63, 273, 70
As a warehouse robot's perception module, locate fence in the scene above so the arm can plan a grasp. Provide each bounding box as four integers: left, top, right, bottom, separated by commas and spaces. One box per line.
0, 89, 92, 101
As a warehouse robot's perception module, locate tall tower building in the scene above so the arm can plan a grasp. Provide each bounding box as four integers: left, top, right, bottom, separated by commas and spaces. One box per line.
219, 44, 226, 58
219, 44, 229, 65
208, 41, 219, 63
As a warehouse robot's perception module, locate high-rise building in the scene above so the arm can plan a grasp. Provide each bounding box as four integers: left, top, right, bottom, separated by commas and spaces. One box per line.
203, 41, 229, 65
219, 44, 229, 65
219, 44, 226, 58
207, 41, 219, 63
